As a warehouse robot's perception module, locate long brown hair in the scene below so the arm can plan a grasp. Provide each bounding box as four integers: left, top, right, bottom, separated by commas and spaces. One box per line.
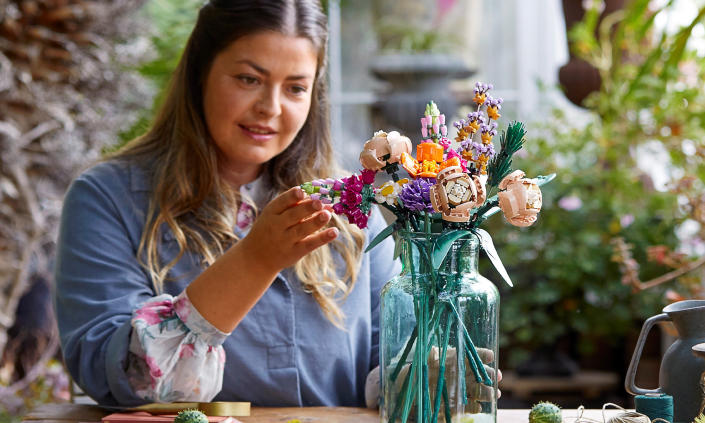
110, 0, 365, 327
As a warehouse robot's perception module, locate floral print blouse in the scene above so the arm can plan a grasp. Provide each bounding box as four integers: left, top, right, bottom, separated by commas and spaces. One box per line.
126, 291, 229, 401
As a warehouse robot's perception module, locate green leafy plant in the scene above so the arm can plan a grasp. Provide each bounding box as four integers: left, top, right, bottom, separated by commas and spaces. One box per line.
491, 0, 705, 366
374, 1, 461, 53
110, 0, 202, 151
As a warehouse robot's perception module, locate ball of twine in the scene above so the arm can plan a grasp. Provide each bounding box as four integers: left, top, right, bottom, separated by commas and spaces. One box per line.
567, 403, 669, 423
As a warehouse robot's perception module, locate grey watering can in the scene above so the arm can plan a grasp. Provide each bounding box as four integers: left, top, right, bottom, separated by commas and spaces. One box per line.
626, 300, 705, 423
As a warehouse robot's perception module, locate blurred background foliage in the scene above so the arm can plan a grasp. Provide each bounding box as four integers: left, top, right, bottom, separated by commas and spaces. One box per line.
488, 0, 705, 367
0, 0, 199, 419
112, 0, 202, 149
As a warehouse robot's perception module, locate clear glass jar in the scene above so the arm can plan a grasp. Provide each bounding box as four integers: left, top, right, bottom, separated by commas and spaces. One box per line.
380, 231, 499, 423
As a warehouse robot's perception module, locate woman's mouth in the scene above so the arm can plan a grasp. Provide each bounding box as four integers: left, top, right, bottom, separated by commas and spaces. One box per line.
240, 124, 276, 141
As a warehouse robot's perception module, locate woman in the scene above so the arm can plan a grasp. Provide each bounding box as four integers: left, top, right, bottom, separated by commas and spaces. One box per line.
54, 0, 398, 407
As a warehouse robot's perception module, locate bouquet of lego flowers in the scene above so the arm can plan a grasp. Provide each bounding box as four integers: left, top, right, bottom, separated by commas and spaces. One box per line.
302, 82, 552, 267
302, 82, 554, 423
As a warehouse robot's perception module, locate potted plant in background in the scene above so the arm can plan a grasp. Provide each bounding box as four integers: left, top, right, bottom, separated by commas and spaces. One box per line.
557, 0, 627, 107
370, 0, 474, 138
487, 0, 705, 393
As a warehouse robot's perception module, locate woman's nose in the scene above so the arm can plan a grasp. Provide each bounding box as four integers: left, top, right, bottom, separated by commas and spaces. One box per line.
254, 87, 281, 118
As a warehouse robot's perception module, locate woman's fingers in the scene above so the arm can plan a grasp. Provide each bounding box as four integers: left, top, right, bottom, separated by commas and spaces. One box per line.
296, 226, 339, 252
265, 187, 305, 215
280, 198, 324, 227
476, 347, 494, 364
288, 209, 332, 239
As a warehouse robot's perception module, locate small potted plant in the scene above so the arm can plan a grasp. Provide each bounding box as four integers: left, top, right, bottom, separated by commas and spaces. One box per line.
370, 0, 474, 136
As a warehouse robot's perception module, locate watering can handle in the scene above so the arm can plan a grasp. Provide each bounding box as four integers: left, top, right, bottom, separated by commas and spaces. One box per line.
625, 313, 669, 395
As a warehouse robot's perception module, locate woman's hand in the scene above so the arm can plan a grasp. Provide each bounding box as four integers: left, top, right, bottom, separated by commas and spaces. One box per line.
186, 187, 339, 333
391, 346, 502, 415
240, 187, 338, 274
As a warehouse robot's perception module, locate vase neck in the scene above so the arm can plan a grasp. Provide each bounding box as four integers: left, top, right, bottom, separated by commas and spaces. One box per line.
399, 233, 479, 275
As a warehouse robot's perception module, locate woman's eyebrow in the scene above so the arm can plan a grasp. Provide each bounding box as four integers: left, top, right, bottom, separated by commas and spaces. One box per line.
236, 59, 313, 81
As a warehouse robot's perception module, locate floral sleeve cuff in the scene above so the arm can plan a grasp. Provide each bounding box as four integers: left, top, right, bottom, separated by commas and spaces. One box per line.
172, 291, 231, 345
126, 291, 229, 402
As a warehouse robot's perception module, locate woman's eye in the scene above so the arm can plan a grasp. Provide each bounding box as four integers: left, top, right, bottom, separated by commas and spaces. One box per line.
237, 75, 259, 85
290, 85, 308, 95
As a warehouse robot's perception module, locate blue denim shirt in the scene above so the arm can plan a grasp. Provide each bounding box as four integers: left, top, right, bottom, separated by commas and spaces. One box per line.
54, 160, 400, 407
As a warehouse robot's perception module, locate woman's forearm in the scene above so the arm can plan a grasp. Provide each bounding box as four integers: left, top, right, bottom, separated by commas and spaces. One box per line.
186, 187, 337, 333
186, 239, 278, 333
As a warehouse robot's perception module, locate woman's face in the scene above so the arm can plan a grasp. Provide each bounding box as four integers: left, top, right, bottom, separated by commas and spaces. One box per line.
202, 31, 318, 184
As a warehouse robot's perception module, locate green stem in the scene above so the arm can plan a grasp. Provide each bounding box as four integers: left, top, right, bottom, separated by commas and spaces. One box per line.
390, 325, 418, 383
379, 202, 401, 216
448, 302, 492, 385
401, 363, 418, 423
465, 332, 492, 386
390, 359, 413, 422
416, 295, 423, 423
422, 293, 432, 423
442, 383, 452, 423
432, 308, 451, 423
455, 299, 467, 405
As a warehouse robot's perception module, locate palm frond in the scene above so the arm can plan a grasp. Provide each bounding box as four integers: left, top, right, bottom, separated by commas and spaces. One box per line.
487, 121, 526, 189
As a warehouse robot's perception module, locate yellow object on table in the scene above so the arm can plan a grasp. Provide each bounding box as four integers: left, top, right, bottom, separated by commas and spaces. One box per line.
130, 402, 250, 417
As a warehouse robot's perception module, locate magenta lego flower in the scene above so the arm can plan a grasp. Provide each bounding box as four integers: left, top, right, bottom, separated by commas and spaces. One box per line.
343, 174, 363, 193
332, 202, 345, 215
315, 171, 377, 229
341, 190, 362, 206
361, 168, 376, 184
446, 149, 468, 172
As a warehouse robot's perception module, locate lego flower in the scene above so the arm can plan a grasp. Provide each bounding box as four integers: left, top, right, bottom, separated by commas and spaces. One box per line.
480, 122, 498, 144
498, 170, 542, 227
486, 96, 503, 120
421, 101, 447, 142
304, 172, 375, 229
430, 166, 486, 222
398, 178, 435, 213
473, 82, 493, 106
359, 130, 412, 171
374, 178, 409, 206
454, 112, 485, 143
445, 149, 468, 172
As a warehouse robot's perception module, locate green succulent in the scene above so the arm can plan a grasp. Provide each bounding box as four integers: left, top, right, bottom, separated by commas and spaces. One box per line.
529, 401, 562, 423
174, 409, 208, 423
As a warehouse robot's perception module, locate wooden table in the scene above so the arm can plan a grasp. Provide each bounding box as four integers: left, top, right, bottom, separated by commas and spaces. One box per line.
23, 403, 624, 423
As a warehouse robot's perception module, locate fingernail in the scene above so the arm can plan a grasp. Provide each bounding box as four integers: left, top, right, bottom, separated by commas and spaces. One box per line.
312, 200, 322, 210
329, 227, 339, 238
319, 210, 331, 222
294, 187, 304, 199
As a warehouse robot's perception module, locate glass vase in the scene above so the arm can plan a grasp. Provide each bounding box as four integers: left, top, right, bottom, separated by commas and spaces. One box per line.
380, 231, 499, 423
